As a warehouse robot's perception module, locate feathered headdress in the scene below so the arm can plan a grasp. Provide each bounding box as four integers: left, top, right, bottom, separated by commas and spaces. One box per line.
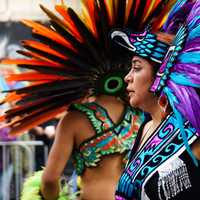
111, 0, 200, 165
0, 0, 176, 135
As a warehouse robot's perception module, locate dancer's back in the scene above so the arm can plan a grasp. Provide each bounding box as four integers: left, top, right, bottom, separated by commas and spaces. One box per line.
42, 95, 143, 200
75, 96, 127, 200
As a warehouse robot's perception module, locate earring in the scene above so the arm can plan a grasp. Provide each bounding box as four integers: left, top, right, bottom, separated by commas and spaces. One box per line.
158, 95, 168, 119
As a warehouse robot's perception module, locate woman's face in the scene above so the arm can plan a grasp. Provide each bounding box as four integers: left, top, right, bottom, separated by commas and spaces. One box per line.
124, 56, 157, 110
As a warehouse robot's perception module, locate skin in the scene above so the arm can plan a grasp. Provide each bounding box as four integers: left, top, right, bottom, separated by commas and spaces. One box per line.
41, 95, 127, 200
125, 55, 200, 153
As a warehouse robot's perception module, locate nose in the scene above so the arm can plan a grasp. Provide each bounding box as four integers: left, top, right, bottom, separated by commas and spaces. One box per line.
124, 69, 133, 83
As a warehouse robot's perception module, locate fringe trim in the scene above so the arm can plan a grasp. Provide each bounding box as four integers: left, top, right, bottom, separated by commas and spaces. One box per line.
158, 158, 191, 200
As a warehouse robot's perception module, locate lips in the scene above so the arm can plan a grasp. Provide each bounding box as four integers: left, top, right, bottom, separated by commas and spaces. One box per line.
127, 90, 135, 97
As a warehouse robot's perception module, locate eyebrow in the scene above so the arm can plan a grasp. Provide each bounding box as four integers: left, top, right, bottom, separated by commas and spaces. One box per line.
132, 59, 141, 64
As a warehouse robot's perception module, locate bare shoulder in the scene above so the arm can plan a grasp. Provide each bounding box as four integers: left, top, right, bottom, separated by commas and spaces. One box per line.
56, 110, 88, 136
143, 120, 153, 133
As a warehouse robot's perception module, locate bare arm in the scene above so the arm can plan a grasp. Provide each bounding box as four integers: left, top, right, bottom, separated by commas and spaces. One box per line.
192, 138, 200, 160
41, 111, 78, 200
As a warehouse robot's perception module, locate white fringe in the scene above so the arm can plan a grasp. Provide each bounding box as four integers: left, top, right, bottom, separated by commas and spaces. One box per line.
158, 158, 191, 200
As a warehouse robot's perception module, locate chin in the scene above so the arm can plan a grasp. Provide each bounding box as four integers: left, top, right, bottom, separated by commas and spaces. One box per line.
129, 99, 139, 108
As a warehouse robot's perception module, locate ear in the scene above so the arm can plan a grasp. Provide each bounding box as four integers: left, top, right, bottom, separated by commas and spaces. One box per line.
158, 94, 169, 119
158, 95, 168, 107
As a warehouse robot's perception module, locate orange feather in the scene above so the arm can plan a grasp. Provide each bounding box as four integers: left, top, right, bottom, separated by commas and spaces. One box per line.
55, 5, 83, 42
22, 40, 68, 60
125, 0, 134, 24
22, 19, 75, 51
80, 0, 98, 38
5, 73, 69, 82
1, 59, 63, 67
9, 106, 67, 136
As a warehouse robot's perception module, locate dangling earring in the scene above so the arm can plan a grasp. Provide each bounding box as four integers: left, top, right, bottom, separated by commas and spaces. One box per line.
158, 95, 168, 119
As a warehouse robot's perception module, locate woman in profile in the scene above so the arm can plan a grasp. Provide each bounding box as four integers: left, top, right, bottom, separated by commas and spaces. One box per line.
111, 0, 200, 199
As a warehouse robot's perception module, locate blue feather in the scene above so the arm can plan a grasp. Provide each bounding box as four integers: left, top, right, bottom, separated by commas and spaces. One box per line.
178, 52, 200, 64
152, 52, 163, 58
146, 34, 155, 39
142, 41, 148, 45
170, 73, 200, 88
163, 0, 188, 31
155, 47, 166, 53
140, 50, 145, 53
171, 0, 188, 15
147, 44, 154, 48
145, 49, 152, 54
140, 53, 148, 57
134, 42, 141, 46
188, 16, 200, 30
164, 87, 198, 166
140, 45, 146, 49
188, 25, 200, 40
146, 39, 156, 43
158, 43, 168, 48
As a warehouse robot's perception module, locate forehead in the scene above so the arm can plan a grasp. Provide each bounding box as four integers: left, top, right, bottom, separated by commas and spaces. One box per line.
131, 56, 154, 69
132, 56, 146, 63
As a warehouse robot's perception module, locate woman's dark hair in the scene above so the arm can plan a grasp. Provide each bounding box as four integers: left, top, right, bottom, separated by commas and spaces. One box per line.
149, 60, 160, 77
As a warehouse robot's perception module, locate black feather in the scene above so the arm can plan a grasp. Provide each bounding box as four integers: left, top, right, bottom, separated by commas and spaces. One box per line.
67, 8, 103, 65
31, 33, 98, 71
9, 79, 90, 94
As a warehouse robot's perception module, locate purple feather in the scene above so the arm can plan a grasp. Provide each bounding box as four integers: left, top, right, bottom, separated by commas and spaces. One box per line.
167, 81, 200, 135
174, 63, 200, 75
187, 0, 200, 27
163, 1, 194, 34
185, 35, 200, 46
173, 64, 200, 86
181, 44, 200, 53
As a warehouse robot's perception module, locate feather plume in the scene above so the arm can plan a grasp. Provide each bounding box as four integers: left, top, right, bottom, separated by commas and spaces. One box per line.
0, 0, 175, 135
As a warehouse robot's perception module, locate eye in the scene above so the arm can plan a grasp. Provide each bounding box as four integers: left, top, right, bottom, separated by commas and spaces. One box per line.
137, 36, 144, 41
133, 67, 141, 72
132, 65, 141, 72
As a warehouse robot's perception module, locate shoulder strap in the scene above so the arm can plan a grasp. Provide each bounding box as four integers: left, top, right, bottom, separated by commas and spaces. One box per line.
70, 102, 114, 134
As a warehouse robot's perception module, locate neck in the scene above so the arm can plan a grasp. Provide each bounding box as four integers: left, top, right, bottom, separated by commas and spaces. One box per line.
150, 106, 164, 125
95, 95, 122, 106
144, 98, 169, 126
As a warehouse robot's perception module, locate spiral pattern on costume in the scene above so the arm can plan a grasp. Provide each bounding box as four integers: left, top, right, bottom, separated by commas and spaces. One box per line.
158, 123, 175, 139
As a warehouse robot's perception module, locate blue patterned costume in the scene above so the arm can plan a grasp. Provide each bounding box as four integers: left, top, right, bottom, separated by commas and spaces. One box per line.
115, 113, 199, 200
